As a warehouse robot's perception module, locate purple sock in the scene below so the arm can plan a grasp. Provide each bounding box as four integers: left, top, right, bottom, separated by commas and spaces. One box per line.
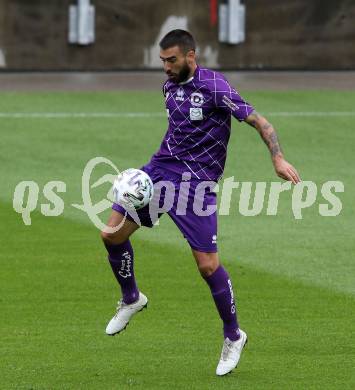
104, 240, 139, 304
204, 265, 240, 341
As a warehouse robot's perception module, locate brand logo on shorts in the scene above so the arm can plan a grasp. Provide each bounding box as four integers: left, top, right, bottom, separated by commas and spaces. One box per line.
176, 88, 184, 101
212, 234, 217, 244
190, 108, 203, 121
190, 92, 204, 107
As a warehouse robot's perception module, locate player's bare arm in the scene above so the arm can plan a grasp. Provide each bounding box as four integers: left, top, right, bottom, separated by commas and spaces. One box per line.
245, 110, 301, 184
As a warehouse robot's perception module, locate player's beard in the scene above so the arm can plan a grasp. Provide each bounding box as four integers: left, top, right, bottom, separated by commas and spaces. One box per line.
168, 61, 191, 83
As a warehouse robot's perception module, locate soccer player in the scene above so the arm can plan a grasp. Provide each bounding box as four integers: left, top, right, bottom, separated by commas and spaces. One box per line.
101, 29, 300, 376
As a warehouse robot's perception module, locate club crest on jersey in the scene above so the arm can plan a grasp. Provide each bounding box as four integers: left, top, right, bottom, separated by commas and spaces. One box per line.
190, 108, 203, 121
190, 92, 204, 107
176, 88, 185, 101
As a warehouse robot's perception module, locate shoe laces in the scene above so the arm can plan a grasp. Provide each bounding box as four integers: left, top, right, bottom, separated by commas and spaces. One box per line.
222, 339, 234, 361
114, 299, 126, 317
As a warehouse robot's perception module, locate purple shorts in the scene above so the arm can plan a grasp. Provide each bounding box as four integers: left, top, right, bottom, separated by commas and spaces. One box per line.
112, 163, 218, 252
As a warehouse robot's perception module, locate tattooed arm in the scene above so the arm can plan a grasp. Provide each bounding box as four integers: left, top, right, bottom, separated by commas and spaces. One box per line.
245, 111, 301, 184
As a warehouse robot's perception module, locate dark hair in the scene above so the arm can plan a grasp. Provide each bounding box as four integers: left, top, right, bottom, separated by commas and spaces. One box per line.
159, 29, 196, 54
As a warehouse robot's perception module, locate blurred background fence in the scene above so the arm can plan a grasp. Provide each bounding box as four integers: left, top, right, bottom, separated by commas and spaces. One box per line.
0, 0, 354, 71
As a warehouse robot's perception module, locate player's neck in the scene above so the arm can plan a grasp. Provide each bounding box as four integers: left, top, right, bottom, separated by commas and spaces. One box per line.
188, 63, 197, 79
179, 63, 198, 85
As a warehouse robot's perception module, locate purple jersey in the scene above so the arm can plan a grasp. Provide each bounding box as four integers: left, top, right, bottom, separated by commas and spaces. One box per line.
149, 65, 254, 181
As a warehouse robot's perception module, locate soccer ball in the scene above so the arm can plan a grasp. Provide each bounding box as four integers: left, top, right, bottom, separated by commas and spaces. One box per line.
113, 168, 154, 210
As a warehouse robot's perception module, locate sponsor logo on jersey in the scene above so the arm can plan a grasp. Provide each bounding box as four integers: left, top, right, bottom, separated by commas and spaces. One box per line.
190, 108, 203, 120
222, 95, 239, 111
190, 92, 204, 107
176, 88, 185, 101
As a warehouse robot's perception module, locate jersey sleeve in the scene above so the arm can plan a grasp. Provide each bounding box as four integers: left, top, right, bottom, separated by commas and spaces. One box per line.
213, 77, 254, 122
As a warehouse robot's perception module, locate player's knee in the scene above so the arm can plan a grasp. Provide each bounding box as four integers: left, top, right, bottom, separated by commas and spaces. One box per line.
198, 263, 217, 277
100, 230, 113, 244
100, 230, 126, 246
193, 250, 219, 277
196, 256, 219, 277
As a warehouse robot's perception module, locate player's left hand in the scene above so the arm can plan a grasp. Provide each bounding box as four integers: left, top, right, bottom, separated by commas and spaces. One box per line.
272, 156, 301, 184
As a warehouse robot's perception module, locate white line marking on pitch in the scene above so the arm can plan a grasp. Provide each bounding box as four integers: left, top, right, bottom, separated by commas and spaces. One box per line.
0, 111, 354, 118
0, 112, 165, 118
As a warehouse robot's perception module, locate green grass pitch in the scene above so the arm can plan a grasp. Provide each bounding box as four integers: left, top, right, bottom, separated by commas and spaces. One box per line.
1, 90, 354, 389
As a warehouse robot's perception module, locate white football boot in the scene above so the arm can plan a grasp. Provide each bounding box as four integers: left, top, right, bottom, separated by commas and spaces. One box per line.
105, 292, 148, 336
216, 329, 248, 376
